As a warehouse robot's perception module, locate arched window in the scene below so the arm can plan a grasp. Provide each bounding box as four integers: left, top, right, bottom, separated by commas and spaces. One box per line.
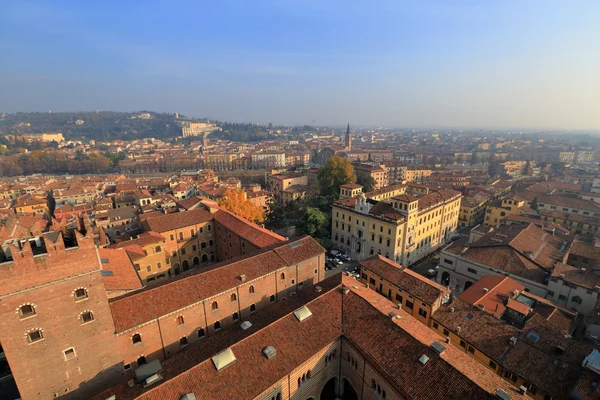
306, 369, 312, 379
198, 328, 205, 338
230, 293, 237, 302
177, 315, 185, 325
250, 303, 256, 313
249, 285, 255, 294
214, 321, 221, 330
572, 295, 583, 305
180, 336, 188, 346
280, 272, 285, 280
211, 301, 218, 311
80, 311, 94, 323
132, 333, 142, 344
179, 232, 184, 240
19, 304, 36, 318
74, 288, 88, 300
155, 246, 161, 253
190, 229, 195, 237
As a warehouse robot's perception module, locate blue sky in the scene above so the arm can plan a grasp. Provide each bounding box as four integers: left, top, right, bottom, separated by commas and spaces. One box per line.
1, 1, 599, 129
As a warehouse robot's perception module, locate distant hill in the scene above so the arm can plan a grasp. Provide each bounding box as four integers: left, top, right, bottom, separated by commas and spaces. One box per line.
0, 111, 183, 141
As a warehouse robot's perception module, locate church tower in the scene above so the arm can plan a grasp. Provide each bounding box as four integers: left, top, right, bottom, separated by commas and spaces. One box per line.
345, 123, 352, 150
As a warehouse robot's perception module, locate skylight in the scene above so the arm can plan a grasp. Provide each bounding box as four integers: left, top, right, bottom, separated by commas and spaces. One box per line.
526, 331, 541, 343
101, 270, 114, 276
288, 242, 302, 248
293, 306, 312, 322
212, 348, 237, 371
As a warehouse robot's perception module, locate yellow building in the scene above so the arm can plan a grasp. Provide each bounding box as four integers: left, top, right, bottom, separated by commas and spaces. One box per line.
339, 183, 364, 199
484, 195, 528, 227
112, 231, 170, 284
459, 193, 492, 227
268, 172, 308, 204
332, 185, 461, 265
360, 255, 450, 326
405, 167, 432, 183
13, 194, 50, 216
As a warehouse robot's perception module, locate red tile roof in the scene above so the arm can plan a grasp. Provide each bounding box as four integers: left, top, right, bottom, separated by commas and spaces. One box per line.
213, 208, 285, 248
98, 248, 143, 292
109, 236, 324, 332
360, 255, 450, 305
142, 208, 213, 233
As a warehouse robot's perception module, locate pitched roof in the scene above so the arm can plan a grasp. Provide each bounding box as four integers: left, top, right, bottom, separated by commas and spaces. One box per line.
109, 237, 324, 332
142, 208, 214, 233
360, 255, 449, 305
212, 208, 285, 248
98, 248, 143, 292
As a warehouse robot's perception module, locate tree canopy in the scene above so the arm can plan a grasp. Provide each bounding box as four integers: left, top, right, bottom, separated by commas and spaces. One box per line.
356, 175, 376, 192
317, 156, 356, 199
218, 188, 265, 223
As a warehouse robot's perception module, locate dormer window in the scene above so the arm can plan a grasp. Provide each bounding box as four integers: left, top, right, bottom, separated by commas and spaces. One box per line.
19, 304, 36, 318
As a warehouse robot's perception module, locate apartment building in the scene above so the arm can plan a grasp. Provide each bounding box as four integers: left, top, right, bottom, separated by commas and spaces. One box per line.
484, 195, 531, 228
268, 172, 308, 204
459, 192, 492, 227
437, 223, 567, 297
353, 163, 388, 189
331, 185, 461, 265
203, 153, 237, 171
360, 255, 451, 325
250, 153, 286, 169
405, 167, 432, 183
111, 231, 169, 284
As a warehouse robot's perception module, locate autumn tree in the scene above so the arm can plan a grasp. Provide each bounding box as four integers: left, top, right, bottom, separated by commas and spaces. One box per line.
219, 188, 265, 223
317, 156, 356, 199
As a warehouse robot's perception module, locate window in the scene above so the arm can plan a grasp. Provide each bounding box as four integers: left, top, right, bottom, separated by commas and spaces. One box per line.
467, 267, 477, 274
201, 242, 207, 249
214, 321, 221, 331
157, 262, 162, 269
146, 265, 151, 272
233, 312, 239, 321
443, 259, 453, 265
192, 244, 197, 251
443, 328, 449, 336
250, 304, 256, 313
432, 322, 439, 329
270, 295, 276, 303
230, 293, 237, 302
180, 248, 186, 255
28, 329, 43, 343
132, 333, 142, 344
179, 232, 184, 240
80, 311, 94, 323
418, 308, 427, 318
74, 288, 88, 300
124, 363, 131, 371
176, 315, 185, 325
525, 382, 537, 395
558, 294, 567, 301
170, 234, 174, 241
467, 346, 475, 354
208, 224, 212, 231
198, 328, 205, 338
209, 240, 214, 247
211, 301, 218, 311
405, 300, 413, 310
572, 295, 583, 305
137, 356, 147, 366
180, 337, 188, 347
155, 246, 161, 253
19, 304, 36, 318
459, 340, 466, 348
249, 285, 255, 294
280, 272, 285, 280
489, 360, 497, 369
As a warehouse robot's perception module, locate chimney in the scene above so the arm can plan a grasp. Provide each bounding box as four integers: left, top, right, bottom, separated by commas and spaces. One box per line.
457, 326, 462, 333
238, 274, 246, 282
450, 307, 455, 313
483, 288, 489, 293
519, 386, 527, 395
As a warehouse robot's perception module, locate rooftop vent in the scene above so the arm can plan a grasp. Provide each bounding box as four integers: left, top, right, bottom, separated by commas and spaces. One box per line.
143, 373, 163, 388
180, 394, 197, 400
388, 311, 398, 319
450, 307, 455, 313
100, 257, 109, 263
238, 274, 246, 282
419, 354, 430, 365
510, 337, 518, 345
212, 348, 237, 371
430, 341, 446, 354
495, 388, 512, 400
294, 306, 313, 322
315, 286, 322, 292
483, 288, 489, 293
240, 321, 252, 330
262, 346, 277, 360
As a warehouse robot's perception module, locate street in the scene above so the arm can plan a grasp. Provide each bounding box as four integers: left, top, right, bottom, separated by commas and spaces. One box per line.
325, 259, 360, 279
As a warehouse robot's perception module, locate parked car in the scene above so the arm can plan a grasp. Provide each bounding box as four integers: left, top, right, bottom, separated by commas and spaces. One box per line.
340, 254, 352, 261
330, 250, 340, 256
334, 258, 343, 265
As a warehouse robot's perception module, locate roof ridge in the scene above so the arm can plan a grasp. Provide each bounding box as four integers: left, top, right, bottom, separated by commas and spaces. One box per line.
473, 276, 510, 307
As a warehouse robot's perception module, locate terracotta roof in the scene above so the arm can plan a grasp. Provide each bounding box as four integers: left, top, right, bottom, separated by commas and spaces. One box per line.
97, 248, 143, 292
109, 236, 324, 332
551, 262, 600, 289
112, 231, 165, 248
212, 208, 285, 248
432, 298, 519, 361
142, 208, 213, 233
506, 298, 531, 315
340, 183, 363, 189
343, 281, 525, 400
360, 255, 449, 305
459, 275, 523, 318
570, 369, 600, 400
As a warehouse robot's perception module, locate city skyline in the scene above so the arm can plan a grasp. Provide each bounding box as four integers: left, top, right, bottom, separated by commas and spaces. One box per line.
1, 1, 599, 129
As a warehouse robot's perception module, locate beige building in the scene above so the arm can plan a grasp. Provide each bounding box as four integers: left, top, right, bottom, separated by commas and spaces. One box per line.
268, 172, 308, 204
332, 185, 462, 265
405, 167, 432, 183
182, 122, 219, 137
203, 153, 237, 171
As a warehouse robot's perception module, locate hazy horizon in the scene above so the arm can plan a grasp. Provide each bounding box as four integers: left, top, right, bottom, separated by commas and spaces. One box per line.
1, 1, 599, 130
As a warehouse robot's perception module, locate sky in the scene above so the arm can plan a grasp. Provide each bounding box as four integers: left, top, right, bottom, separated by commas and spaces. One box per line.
1, 1, 599, 130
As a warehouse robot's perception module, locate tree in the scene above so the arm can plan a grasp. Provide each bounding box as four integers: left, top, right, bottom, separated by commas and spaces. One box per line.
304, 207, 329, 238
317, 156, 356, 199
356, 175, 376, 192
531, 197, 539, 212
218, 188, 265, 223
